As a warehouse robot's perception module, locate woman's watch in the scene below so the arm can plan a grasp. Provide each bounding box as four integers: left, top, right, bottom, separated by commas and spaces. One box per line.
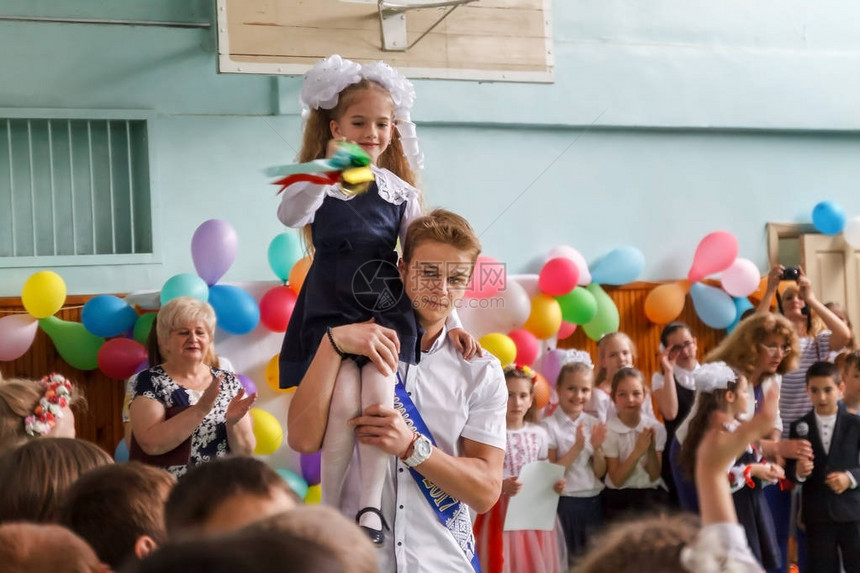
402, 433, 432, 467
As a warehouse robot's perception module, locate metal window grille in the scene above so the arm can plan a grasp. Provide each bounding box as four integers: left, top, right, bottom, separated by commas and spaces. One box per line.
0, 118, 152, 258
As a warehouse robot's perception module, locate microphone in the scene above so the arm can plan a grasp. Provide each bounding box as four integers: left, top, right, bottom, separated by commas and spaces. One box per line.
796, 421, 809, 438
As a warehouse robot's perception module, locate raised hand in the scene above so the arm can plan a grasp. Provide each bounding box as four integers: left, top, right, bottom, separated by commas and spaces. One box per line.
197, 375, 222, 415
590, 422, 607, 449
226, 387, 257, 426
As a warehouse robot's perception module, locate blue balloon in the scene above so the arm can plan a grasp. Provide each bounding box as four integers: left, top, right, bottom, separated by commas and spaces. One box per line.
812, 200, 846, 235
690, 283, 737, 329
268, 232, 304, 281
589, 246, 645, 285
81, 295, 138, 338
275, 468, 309, 500
726, 297, 755, 333
160, 273, 209, 305
208, 284, 260, 335
115, 438, 129, 463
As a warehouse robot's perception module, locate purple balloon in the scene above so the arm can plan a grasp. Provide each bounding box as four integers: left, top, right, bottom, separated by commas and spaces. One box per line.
539, 349, 565, 388
191, 219, 239, 286
237, 373, 257, 395
133, 360, 149, 375
300, 451, 321, 486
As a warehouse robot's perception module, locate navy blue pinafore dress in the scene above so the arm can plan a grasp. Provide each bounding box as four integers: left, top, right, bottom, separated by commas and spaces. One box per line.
278, 177, 420, 389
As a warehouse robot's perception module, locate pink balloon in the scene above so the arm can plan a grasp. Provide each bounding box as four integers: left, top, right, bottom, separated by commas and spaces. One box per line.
546, 245, 591, 285
508, 329, 540, 366
687, 231, 739, 283
721, 258, 761, 297
557, 321, 577, 339
0, 314, 39, 361
463, 256, 505, 299
539, 258, 580, 297
191, 219, 239, 286
97, 338, 148, 380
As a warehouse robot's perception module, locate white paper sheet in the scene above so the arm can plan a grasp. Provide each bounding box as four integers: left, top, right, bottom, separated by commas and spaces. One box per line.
503, 461, 564, 531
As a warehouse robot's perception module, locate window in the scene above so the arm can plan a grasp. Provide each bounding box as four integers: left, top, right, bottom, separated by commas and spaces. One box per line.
0, 115, 153, 265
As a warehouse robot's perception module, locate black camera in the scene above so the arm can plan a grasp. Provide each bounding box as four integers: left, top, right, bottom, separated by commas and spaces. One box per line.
781, 267, 800, 281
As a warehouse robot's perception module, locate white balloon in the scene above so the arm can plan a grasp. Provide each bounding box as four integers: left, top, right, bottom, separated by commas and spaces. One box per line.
845, 216, 860, 248
510, 274, 541, 299
546, 245, 591, 285
457, 281, 531, 338
720, 258, 760, 298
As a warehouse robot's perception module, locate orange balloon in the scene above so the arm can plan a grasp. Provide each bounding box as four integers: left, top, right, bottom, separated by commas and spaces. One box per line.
523, 294, 562, 340
533, 373, 551, 410
644, 283, 686, 324
265, 354, 292, 394
288, 256, 313, 296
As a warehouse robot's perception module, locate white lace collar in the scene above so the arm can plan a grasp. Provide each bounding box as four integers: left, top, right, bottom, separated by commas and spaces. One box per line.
372, 165, 419, 205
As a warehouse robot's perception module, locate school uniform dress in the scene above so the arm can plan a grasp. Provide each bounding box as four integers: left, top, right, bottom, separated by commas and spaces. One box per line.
786, 408, 860, 573
541, 409, 605, 558
652, 364, 698, 507
474, 424, 567, 573
339, 325, 508, 573
276, 166, 423, 389
602, 415, 668, 520
728, 445, 781, 570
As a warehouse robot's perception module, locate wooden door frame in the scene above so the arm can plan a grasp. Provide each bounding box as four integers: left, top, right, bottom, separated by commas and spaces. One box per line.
766, 222, 817, 267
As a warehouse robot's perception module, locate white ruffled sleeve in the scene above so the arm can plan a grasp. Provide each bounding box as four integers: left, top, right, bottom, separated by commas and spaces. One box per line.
277, 180, 336, 228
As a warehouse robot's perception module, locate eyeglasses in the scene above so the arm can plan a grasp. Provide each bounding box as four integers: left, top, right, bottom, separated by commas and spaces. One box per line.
670, 340, 695, 353
759, 342, 792, 356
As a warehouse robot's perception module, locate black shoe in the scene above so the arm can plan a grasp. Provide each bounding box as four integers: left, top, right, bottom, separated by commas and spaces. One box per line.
356, 507, 389, 547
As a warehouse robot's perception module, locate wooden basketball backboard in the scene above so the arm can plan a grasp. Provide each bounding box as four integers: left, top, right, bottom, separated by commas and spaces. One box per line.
216, 0, 553, 83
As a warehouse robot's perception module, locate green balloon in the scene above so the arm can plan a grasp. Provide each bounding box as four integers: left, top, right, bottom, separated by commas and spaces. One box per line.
39, 316, 105, 370
268, 232, 304, 281
582, 283, 620, 341
133, 312, 157, 345
556, 286, 598, 325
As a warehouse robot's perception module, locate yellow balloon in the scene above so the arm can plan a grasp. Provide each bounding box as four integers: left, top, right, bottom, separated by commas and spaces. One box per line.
250, 407, 284, 455
305, 484, 322, 505
22, 271, 67, 318
479, 333, 517, 366
265, 354, 292, 393
523, 294, 562, 340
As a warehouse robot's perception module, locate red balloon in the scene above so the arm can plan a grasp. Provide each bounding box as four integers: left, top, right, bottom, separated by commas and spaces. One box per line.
97, 338, 147, 380
557, 321, 577, 339
508, 329, 540, 367
539, 257, 580, 297
260, 285, 298, 332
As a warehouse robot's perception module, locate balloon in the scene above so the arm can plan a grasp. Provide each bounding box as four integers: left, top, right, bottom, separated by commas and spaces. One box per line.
275, 468, 309, 499
268, 232, 305, 281
546, 246, 590, 285
690, 283, 737, 329
0, 314, 38, 361
720, 258, 760, 298
259, 285, 298, 332
478, 333, 517, 366
237, 373, 258, 395
300, 451, 322, 485
191, 219, 239, 285
265, 354, 291, 393
556, 286, 598, 325
208, 284, 260, 335
844, 216, 860, 248
582, 284, 620, 341
508, 329, 540, 367
533, 373, 551, 409
687, 231, 739, 283
523, 294, 563, 340
496, 280, 531, 330
288, 256, 313, 296
22, 271, 66, 318
538, 348, 565, 387
727, 297, 755, 333
812, 200, 846, 235
304, 484, 322, 505
589, 247, 645, 286
133, 312, 157, 345
250, 408, 283, 455
97, 338, 147, 379
463, 256, 505, 299
459, 280, 531, 338
644, 283, 687, 324
81, 295, 138, 338
557, 321, 576, 339
39, 316, 105, 370
539, 258, 579, 297
114, 438, 129, 463
160, 273, 209, 305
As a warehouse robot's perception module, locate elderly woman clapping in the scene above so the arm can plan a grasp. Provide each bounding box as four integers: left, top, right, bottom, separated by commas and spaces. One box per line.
129, 297, 256, 476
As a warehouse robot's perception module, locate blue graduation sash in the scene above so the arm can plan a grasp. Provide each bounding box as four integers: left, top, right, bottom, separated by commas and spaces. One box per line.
394, 372, 482, 573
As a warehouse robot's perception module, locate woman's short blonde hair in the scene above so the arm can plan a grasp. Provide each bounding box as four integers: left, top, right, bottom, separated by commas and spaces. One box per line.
706, 312, 799, 376
155, 297, 217, 361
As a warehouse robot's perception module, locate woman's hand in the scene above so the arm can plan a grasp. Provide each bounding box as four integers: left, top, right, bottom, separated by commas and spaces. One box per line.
766, 264, 784, 293
796, 267, 815, 303
448, 328, 482, 360
196, 375, 222, 415
502, 476, 523, 496
226, 388, 257, 426
330, 321, 400, 376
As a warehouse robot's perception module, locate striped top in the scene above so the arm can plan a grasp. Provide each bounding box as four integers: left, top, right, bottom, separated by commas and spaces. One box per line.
778, 331, 831, 438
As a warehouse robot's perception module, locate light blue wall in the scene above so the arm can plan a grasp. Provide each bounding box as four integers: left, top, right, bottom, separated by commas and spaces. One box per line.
3, 0, 860, 296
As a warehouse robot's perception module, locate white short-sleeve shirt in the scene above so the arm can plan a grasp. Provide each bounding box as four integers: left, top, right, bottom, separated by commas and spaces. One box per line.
541, 408, 605, 497
585, 386, 657, 423
603, 414, 666, 490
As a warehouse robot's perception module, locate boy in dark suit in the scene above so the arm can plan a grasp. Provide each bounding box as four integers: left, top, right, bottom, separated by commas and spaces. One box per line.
787, 361, 860, 572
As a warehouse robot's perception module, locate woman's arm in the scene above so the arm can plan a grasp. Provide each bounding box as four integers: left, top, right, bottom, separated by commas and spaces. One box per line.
129, 391, 213, 456
756, 265, 783, 315
799, 270, 852, 349
225, 386, 257, 455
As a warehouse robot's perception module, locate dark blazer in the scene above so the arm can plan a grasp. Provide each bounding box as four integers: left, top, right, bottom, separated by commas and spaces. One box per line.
786, 408, 860, 524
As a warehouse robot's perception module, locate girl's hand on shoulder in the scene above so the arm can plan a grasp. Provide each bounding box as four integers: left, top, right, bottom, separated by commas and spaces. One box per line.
552, 478, 566, 495
226, 388, 257, 425
449, 328, 482, 360
502, 476, 523, 496
590, 422, 607, 449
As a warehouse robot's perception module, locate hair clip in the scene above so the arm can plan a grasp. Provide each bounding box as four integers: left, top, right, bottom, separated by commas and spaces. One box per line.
23, 373, 73, 437
504, 364, 538, 383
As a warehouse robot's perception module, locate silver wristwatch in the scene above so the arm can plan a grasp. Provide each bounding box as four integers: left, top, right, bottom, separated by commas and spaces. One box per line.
403, 433, 432, 467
